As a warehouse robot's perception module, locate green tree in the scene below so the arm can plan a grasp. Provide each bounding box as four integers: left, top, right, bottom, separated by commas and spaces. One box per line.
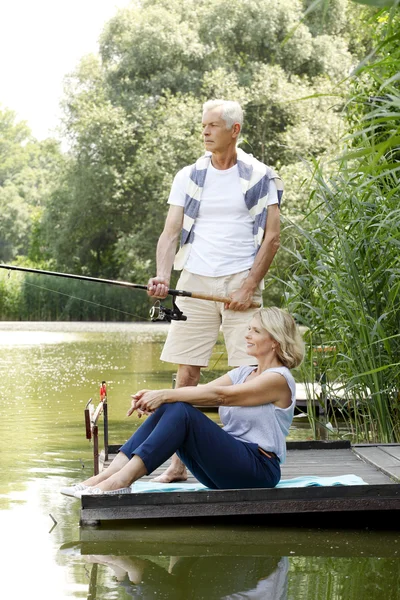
43, 0, 365, 291
0, 107, 63, 263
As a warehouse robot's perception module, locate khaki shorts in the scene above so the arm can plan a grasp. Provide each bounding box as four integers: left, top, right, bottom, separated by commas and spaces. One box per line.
160, 269, 263, 367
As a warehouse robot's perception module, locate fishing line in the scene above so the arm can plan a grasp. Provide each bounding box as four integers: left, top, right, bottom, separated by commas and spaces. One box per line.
23, 281, 151, 322
24, 280, 229, 367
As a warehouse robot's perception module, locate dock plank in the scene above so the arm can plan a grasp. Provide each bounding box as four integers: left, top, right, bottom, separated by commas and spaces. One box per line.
353, 446, 400, 482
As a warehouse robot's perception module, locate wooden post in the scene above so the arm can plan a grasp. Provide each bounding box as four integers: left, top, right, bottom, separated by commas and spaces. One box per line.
313, 346, 335, 440
93, 424, 99, 475
318, 371, 328, 441
84, 400, 93, 440
103, 399, 109, 462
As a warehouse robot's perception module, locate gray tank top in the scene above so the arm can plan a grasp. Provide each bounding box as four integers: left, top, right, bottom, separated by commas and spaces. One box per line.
219, 366, 296, 464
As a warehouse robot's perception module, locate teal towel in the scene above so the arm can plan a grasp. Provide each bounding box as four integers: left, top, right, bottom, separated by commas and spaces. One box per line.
276, 474, 367, 487
130, 474, 367, 494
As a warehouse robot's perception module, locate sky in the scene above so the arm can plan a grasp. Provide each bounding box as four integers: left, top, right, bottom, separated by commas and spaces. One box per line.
0, 0, 132, 141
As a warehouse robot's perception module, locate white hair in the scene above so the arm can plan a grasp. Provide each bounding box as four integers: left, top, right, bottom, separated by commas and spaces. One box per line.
202, 99, 244, 130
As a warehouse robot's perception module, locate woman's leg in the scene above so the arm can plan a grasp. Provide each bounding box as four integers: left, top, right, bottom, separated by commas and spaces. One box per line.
94, 455, 148, 491
173, 405, 280, 489
83, 402, 279, 492
84, 403, 196, 491
120, 402, 280, 489
78, 406, 176, 489
81, 451, 130, 487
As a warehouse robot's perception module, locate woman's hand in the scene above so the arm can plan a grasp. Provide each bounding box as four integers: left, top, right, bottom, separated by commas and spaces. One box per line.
127, 389, 166, 417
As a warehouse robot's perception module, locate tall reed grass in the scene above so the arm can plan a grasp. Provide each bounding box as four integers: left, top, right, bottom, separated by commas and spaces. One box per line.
0, 271, 151, 322
282, 9, 400, 442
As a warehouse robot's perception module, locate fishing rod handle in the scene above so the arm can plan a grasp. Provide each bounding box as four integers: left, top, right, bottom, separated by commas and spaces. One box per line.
190, 291, 261, 308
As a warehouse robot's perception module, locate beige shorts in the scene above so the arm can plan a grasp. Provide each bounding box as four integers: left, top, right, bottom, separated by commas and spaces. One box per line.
160, 269, 263, 367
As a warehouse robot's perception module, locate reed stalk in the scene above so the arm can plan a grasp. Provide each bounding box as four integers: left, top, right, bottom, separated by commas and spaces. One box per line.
282, 11, 400, 442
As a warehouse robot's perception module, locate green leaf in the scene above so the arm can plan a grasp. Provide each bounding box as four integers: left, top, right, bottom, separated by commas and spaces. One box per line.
352, 0, 399, 6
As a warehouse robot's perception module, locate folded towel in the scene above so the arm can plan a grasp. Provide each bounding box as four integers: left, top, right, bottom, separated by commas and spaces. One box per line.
276, 474, 367, 487
130, 474, 367, 494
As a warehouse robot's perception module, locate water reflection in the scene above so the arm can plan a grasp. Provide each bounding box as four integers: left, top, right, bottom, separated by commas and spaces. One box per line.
58, 524, 400, 600
81, 554, 288, 599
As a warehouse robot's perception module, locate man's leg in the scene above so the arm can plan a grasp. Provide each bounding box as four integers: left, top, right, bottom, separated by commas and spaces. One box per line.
151, 364, 201, 483
155, 271, 221, 482
221, 270, 263, 366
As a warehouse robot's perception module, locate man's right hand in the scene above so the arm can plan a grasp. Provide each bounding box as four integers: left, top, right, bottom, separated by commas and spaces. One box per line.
147, 276, 170, 298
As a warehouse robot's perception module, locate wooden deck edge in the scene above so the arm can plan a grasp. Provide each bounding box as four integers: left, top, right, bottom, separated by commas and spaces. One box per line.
80, 496, 400, 525
82, 483, 400, 506
352, 447, 400, 482
353, 443, 400, 447
79, 484, 400, 525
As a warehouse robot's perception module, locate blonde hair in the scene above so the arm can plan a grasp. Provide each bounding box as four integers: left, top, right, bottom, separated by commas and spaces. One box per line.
254, 307, 305, 369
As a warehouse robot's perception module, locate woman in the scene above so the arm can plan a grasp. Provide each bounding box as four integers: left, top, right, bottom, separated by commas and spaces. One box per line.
61, 307, 304, 498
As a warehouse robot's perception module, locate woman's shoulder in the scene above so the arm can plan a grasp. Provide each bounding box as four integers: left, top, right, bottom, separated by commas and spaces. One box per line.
263, 366, 292, 377
263, 367, 296, 402
228, 365, 257, 384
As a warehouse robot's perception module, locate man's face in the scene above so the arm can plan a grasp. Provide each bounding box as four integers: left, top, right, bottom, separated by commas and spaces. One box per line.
202, 108, 238, 153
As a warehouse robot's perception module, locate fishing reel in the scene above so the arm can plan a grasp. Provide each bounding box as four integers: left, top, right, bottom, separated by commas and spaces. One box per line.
149, 299, 187, 322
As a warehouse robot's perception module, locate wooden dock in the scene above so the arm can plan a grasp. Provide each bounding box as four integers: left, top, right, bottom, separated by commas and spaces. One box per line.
79, 441, 400, 527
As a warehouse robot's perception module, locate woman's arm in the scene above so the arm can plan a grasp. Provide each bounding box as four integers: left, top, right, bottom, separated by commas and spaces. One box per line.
131, 371, 291, 414
127, 373, 233, 416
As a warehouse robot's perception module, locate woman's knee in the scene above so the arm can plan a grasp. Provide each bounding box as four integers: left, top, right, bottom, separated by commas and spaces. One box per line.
161, 401, 191, 416
159, 402, 199, 424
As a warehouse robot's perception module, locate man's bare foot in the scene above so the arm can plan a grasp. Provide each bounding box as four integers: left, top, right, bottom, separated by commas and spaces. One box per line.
151, 464, 188, 483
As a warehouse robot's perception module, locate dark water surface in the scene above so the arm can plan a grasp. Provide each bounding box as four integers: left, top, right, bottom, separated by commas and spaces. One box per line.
0, 322, 398, 600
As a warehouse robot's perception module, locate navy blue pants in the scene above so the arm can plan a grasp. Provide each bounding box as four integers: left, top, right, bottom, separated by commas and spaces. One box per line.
119, 403, 280, 489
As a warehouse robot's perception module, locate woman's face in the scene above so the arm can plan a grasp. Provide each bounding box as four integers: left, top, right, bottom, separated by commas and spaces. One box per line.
245, 317, 276, 358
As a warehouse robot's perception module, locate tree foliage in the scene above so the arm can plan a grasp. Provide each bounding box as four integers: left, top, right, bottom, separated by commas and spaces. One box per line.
40, 0, 367, 295
0, 107, 63, 263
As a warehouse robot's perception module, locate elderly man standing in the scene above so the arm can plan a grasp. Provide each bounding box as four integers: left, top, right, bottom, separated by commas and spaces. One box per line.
147, 99, 283, 482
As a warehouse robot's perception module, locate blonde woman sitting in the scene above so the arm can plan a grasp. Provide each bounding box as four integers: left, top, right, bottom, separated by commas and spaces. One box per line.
61, 307, 304, 497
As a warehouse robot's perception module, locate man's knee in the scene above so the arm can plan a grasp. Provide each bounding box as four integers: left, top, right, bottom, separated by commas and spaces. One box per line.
176, 365, 201, 387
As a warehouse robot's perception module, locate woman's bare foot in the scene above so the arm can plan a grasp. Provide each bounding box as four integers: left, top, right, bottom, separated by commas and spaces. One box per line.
151, 455, 188, 483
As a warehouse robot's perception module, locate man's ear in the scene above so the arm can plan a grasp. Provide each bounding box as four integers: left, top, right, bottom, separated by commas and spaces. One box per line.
232, 123, 241, 138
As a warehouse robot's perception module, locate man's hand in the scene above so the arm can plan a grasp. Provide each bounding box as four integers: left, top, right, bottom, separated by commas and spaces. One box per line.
127, 389, 166, 417
225, 287, 255, 311
147, 277, 170, 299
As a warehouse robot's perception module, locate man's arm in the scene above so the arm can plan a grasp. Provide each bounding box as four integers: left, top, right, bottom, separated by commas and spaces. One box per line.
147, 204, 184, 298
228, 204, 281, 310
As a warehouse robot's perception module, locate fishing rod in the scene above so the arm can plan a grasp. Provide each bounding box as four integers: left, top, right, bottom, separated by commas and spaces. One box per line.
0, 263, 261, 322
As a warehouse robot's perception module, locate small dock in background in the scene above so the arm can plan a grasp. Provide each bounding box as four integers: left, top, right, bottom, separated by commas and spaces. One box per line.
79, 441, 400, 527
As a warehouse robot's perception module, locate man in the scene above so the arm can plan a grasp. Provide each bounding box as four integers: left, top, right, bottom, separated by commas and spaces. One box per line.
147, 99, 282, 482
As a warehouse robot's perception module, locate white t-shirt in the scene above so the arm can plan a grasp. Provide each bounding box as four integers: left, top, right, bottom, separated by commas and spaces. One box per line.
168, 162, 278, 277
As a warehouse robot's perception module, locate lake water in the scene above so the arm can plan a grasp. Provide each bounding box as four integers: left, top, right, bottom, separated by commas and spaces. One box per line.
0, 322, 398, 600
